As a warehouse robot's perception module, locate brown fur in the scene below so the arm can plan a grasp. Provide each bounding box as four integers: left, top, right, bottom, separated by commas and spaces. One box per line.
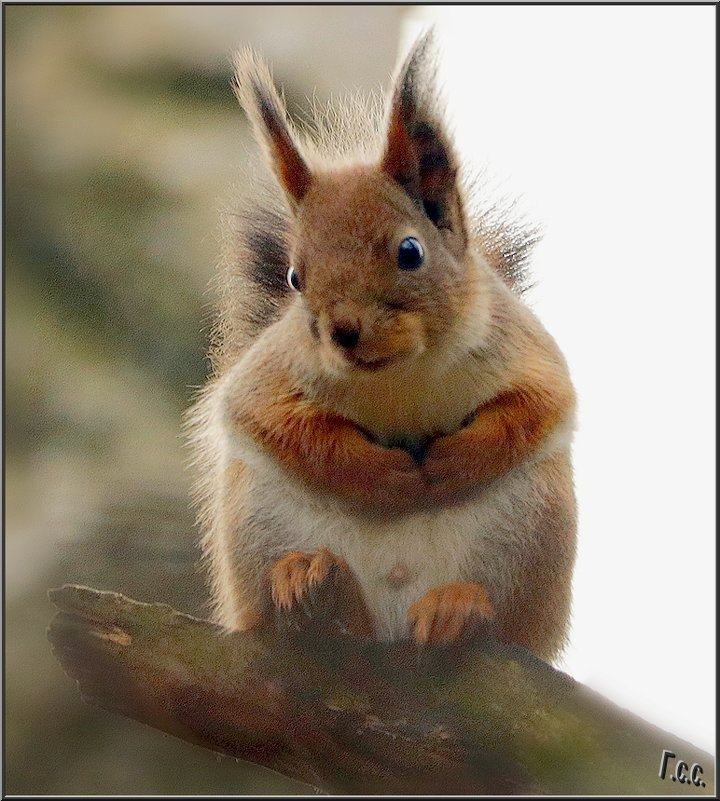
222, 336, 572, 516
223, 353, 425, 515
421, 380, 574, 506
187, 31, 577, 659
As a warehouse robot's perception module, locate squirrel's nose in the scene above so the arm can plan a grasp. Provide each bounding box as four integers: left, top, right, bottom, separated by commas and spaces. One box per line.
331, 324, 361, 350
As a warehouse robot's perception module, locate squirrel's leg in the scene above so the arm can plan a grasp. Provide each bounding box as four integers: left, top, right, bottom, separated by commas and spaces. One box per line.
268, 548, 375, 639
200, 459, 273, 632
422, 380, 575, 505
408, 582, 497, 645
493, 452, 576, 663
225, 364, 426, 515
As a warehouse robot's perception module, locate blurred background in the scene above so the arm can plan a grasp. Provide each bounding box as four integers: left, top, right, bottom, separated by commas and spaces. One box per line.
4, 4, 714, 796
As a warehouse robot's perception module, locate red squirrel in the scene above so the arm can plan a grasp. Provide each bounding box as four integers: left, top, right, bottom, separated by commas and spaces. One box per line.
187, 32, 577, 662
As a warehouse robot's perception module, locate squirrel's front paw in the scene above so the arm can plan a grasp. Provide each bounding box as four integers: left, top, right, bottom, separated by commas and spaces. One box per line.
269, 548, 374, 639
408, 582, 496, 645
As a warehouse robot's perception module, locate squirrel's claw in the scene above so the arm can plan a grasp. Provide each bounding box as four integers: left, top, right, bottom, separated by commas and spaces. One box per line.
408, 582, 496, 646
269, 549, 374, 639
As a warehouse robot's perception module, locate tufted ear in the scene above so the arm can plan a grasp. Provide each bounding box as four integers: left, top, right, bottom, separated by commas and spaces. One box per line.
233, 48, 312, 207
382, 31, 466, 242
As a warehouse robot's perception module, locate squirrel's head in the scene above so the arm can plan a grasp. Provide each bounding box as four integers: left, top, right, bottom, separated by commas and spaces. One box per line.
234, 33, 490, 375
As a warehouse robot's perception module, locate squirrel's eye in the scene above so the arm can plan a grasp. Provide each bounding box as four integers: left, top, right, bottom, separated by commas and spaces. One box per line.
286, 266, 301, 292
397, 237, 424, 271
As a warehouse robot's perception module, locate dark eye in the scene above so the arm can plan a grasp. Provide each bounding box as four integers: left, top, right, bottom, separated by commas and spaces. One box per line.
286, 265, 301, 292
397, 237, 424, 271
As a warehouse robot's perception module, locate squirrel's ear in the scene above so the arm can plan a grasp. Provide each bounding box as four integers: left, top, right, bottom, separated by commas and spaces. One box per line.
381, 31, 466, 242
232, 48, 312, 207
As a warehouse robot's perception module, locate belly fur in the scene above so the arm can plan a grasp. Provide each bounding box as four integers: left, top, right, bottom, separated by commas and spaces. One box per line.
247, 458, 543, 641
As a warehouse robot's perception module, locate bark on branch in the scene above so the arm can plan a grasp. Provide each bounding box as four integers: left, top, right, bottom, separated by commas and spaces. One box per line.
47, 585, 714, 795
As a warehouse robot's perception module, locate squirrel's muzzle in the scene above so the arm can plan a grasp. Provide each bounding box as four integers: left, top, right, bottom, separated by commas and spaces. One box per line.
316, 302, 423, 373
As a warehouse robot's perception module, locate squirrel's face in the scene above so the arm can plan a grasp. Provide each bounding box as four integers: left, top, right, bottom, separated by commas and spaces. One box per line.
235, 33, 484, 374
287, 169, 470, 373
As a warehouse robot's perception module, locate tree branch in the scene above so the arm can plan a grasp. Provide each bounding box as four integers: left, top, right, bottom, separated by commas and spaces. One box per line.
47, 585, 714, 795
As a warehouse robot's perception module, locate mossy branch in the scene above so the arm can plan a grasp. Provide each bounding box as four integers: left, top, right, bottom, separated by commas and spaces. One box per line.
47, 585, 714, 795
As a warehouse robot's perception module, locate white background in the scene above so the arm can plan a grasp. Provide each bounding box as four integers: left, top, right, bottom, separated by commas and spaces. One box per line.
403, 6, 715, 755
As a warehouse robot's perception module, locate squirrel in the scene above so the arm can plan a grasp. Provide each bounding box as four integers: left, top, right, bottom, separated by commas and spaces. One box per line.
187, 31, 577, 663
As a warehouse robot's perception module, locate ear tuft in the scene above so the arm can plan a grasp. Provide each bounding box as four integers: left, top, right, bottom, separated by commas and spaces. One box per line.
232, 48, 312, 207
382, 30, 466, 242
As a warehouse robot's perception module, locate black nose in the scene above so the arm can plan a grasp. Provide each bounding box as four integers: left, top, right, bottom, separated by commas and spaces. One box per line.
331, 324, 360, 350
